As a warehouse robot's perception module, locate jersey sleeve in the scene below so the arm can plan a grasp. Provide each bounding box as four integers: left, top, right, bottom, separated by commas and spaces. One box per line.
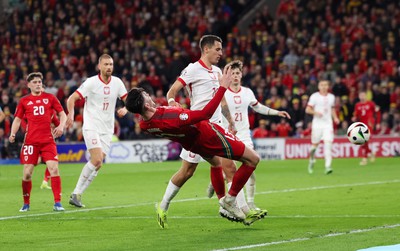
51, 95, 64, 113
307, 93, 316, 107
76, 78, 92, 98
14, 100, 25, 119
118, 78, 128, 99
177, 64, 194, 86
248, 88, 259, 106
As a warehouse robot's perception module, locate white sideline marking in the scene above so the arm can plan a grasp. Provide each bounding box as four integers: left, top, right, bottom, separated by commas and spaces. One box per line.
211, 224, 400, 251
1, 179, 399, 221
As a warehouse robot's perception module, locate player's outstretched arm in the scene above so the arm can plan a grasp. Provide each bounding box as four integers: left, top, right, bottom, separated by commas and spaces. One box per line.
252, 103, 291, 119
9, 117, 22, 143
185, 87, 228, 125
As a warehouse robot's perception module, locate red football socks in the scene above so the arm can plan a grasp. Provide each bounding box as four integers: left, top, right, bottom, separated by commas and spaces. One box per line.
22, 180, 32, 204
210, 166, 225, 199
229, 164, 255, 197
51, 176, 62, 203
44, 168, 50, 182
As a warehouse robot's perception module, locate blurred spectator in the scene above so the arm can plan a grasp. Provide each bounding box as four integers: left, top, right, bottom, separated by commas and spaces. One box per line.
252, 119, 268, 138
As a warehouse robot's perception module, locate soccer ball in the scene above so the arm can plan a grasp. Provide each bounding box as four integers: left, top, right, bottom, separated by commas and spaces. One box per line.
347, 122, 370, 145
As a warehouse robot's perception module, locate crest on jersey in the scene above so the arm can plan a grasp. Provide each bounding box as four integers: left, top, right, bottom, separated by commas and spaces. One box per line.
24, 156, 28, 161
179, 113, 189, 121
234, 95, 242, 104
92, 139, 98, 145
104, 86, 110, 95
43, 98, 49, 104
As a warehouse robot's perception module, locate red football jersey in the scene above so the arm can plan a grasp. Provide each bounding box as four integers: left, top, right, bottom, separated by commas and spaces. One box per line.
353, 101, 376, 129
15, 92, 64, 144
140, 106, 245, 159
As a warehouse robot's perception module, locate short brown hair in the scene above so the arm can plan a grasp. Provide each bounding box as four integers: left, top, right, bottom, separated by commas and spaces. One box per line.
98, 54, 113, 64
227, 60, 243, 72
199, 35, 222, 52
26, 72, 43, 82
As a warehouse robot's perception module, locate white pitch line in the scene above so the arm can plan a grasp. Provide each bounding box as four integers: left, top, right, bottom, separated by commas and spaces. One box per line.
257, 179, 400, 195
211, 224, 400, 251
1, 179, 399, 221
15, 215, 400, 221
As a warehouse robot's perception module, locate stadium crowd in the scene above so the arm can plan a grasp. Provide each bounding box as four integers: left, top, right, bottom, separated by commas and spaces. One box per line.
1, 0, 400, 159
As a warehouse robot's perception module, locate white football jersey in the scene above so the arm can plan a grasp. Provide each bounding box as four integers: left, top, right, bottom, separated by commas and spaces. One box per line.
307, 92, 335, 129
178, 60, 222, 123
76, 74, 127, 134
222, 86, 258, 142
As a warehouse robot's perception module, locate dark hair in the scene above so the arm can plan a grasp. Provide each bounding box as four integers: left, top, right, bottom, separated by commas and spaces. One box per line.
26, 72, 43, 82
227, 60, 243, 72
125, 88, 145, 114
199, 35, 222, 52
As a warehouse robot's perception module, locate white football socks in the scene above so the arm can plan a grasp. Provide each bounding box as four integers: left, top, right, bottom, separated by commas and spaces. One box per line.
245, 173, 256, 204
160, 180, 180, 211
324, 141, 332, 169
73, 161, 96, 194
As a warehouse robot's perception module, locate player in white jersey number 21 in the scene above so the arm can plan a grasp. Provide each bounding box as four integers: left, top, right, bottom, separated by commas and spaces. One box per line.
208, 60, 291, 212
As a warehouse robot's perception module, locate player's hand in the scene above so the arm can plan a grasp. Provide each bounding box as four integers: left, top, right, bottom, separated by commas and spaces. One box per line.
334, 117, 340, 125
117, 107, 128, 117
314, 111, 323, 117
168, 100, 182, 107
52, 126, 64, 138
9, 134, 15, 143
228, 122, 237, 135
278, 111, 291, 119
66, 113, 74, 128
218, 65, 232, 89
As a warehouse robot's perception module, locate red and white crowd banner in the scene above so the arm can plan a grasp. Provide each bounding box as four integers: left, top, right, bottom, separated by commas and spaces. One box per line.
284, 136, 400, 159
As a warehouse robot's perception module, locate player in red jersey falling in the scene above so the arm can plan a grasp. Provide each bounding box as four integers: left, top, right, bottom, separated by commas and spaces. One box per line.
125, 66, 264, 226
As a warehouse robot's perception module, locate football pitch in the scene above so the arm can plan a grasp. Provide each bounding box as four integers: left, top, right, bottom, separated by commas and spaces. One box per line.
0, 158, 399, 251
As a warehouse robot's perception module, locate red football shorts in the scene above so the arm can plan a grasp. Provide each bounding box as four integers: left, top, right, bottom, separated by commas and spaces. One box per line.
191, 122, 246, 160
20, 142, 58, 165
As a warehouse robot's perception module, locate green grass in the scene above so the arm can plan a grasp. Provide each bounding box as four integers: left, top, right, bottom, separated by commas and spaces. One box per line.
0, 158, 399, 251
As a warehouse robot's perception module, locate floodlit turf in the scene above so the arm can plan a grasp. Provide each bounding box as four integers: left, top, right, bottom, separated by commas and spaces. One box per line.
0, 158, 399, 251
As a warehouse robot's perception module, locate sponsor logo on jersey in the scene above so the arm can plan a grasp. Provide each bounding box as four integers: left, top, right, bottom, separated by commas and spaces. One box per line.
36, 100, 41, 103
179, 113, 189, 121
234, 95, 241, 104
43, 98, 49, 104
27, 101, 33, 105
104, 86, 110, 95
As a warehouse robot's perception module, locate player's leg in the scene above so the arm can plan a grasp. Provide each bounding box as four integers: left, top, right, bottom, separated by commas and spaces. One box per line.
19, 144, 39, 212
42, 143, 64, 211
322, 129, 334, 174
242, 139, 258, 210
245, 172, 258, 210
40, 167, 52, 190
70, 131, 105, 207
360, 141, 370, 165
219, 146, 259, 220
308, 128, 321, 174
20, 164, 35, 212
157, 150, 200, 229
